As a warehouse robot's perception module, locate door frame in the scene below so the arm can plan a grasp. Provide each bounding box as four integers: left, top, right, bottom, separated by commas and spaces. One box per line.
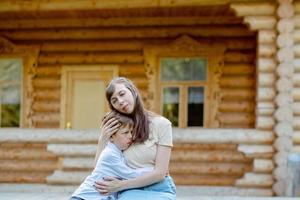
60, 65, 118, 129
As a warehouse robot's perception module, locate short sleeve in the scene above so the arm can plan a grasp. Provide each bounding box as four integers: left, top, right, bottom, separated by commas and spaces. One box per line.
156, 117, 173, 147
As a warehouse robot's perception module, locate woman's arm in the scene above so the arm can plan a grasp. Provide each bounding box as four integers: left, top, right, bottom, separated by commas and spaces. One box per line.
95, 116, 120, 165
94, 144, 171, 194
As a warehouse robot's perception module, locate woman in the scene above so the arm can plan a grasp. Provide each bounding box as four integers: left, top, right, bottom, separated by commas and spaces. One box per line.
94, 77, 176, 199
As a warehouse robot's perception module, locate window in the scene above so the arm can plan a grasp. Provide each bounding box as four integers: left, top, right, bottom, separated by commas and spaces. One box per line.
0, 59, 22, 127
160, 57, 207, 127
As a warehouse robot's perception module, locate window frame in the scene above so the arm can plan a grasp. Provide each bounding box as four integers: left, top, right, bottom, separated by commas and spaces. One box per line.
144, 35, 226, 128
0, 37, 39, 128
159, 61, 209, 127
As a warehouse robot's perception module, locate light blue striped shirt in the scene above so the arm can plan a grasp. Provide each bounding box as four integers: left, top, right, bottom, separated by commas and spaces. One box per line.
72, 142, 152, 200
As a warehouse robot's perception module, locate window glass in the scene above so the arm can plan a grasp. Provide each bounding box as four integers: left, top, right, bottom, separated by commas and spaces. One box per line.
162, 87, 179, 126
160, 57, 207, 81
188, 87, 204, 126
0, 59, 22, 127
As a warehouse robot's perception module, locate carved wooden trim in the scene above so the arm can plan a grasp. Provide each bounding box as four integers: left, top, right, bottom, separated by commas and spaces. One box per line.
0, 36, 40, 128
143, 35, 225, 127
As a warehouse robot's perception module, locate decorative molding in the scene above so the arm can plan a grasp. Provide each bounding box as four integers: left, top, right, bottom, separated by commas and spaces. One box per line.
143, 34, 226, 127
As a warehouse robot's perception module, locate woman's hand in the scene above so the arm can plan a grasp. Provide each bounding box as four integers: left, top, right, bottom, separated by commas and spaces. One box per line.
94, 177, 123, 195
100, 115, 121, 143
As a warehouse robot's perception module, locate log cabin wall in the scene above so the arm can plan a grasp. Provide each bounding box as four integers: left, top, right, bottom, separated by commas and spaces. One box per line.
0, 6, 257, 129
0, 1, 290, 197
293, 0, 300, 185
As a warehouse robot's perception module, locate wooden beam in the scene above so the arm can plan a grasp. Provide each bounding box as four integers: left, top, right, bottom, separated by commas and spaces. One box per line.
0, 0, 240, 12
1, 26, 254, 40
0, 16, 243, 29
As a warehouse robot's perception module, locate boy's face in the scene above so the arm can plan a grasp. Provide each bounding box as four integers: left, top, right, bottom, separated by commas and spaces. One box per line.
110, 124, 133, 150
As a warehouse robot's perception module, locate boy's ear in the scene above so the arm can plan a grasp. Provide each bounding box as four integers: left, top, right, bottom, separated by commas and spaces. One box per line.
109, 136, 114, 142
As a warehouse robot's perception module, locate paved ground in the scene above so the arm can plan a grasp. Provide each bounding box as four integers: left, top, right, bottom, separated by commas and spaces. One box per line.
0, 184, 299, 200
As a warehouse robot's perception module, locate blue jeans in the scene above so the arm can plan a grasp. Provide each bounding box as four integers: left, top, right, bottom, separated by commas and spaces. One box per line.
118, 176, 176, 200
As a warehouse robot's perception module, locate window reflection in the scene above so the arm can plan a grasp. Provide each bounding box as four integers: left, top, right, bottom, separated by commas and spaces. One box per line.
0, 59, 22, 127
163, 87, 179, 126
188, 87, 204, 126
160, 57, 207, 81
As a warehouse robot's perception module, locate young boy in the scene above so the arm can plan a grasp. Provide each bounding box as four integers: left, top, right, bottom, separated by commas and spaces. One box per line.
70, 111, 152, 200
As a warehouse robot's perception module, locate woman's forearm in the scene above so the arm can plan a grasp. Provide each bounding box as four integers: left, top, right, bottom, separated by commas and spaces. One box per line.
120, 169, 165, 191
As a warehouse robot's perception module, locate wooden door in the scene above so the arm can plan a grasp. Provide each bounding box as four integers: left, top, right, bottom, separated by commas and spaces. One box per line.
60, 66, 118, 129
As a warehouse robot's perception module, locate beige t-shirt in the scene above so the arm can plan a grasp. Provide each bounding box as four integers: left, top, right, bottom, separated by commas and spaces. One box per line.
123, 116, 172, 168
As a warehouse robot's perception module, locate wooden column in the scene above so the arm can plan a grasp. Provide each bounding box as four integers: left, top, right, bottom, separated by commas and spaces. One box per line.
231, 2, 277, 195
273, 0, 295, 196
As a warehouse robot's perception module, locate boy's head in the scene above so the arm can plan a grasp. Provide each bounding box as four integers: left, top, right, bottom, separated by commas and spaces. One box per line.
104, 111, 134, 150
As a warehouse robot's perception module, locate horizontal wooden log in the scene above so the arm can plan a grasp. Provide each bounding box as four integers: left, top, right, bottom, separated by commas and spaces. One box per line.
255, 116, 275, 130
32, 101, 60, 112
0, 0, 238, 12
171, 150, 252, 163
258, 30, 276, 44
257, 58, 276, 73
238, 145, 274, 156
292, 88, 300, 101
34, 89, 60, 101
0, 171, 51, 183
0, 160, 58, 171
258, 44, 276, 57
0, 128, 273, 145
230, 2, 276, 16
38, 52, 143, 65
235, 173, 273, 187
257, 73, 276, 87
224, 51, 255, 63
294, 74, 300, 86
219, 101, 254, 113
170, 162, 251, 175
274, 136, 293, 152
172, 143, 237, 151
244, 16, 276, 30
36, 37, 257, 52
31, 113, 60, 123
47, 144, 96, 156
172, 174, 238, 186
47, 170, 88, 184
256, 87, 276, 101
253, 159, 274, 173
0, 147, 57, 160
294, 30, 300, 43
220, 76, 255, 88
34, 121, 60, 128
274, 151, 288, 166
0, 16, 244, 29
218, 113, 255, 126
256, 102, 275, 116
62, 157, 93, 170
220, 89, 255, 100
33, 77, 60, 89
222, 63, 254, 75
294, 117, 300, 130
295, 60, 300, 73
36, 65, 61, 77
1, 26, 255, 40
293, 131, 300, 144
295, 15, 300, 28
119, 64, 145, 77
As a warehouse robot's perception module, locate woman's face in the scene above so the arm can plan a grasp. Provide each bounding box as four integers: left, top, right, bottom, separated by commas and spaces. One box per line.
110, 83, 135, 114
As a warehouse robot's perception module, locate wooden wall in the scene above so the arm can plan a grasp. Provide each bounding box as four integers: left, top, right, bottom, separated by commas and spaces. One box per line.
0, 10, 257, 129
294, 0, 300, 156
0, 6, 258, 188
